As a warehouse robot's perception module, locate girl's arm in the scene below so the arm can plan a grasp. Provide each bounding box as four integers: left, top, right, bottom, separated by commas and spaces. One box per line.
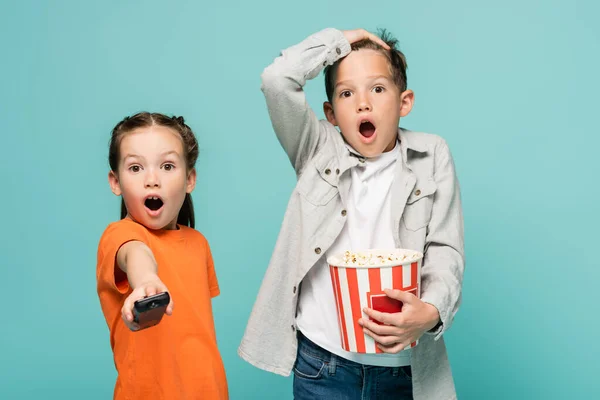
117, 241, 174, 331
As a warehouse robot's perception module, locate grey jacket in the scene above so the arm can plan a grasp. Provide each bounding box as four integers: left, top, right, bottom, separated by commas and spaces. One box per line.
238, 28, 465, 400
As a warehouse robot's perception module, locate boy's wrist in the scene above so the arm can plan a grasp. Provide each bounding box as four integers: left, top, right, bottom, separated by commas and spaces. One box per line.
428, 319, 443, 332
423, 303, 441, 332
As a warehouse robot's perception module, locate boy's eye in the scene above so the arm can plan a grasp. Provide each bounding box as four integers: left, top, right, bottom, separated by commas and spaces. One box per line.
129, 165, 141, 173
162, 163, 175, 171
372, 86, 385, 94
340, 90, 352, 98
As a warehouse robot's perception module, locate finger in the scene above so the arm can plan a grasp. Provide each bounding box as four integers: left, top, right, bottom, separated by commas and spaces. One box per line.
363, 327, 403, 346
122, 308, 134, 323
121, 306, 130, 322
368, 33, 390, 50
145, 286, 157, 297
123, 288, 146, 320
166, 297, 174, 315
357, 29, 390, 49
359, 317, 400, 336
122, 299, 135, 322
349, 29, 373, 45
384, 288, 414, 304
362, 307, 397, 326
377, 341, 408, 354
344, 30, 361, 45
358, 29, 370, 40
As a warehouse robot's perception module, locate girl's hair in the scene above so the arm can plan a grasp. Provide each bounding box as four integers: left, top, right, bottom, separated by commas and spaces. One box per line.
108, 112, 199, 228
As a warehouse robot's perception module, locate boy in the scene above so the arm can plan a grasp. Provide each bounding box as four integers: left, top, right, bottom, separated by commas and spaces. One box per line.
239, 28, 464, 400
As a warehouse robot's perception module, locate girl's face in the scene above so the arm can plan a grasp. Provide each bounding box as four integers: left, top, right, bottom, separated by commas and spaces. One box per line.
109, 125, 196, 230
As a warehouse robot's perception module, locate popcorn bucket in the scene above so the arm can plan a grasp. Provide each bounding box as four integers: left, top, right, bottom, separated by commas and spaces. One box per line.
327, 249, 423, 354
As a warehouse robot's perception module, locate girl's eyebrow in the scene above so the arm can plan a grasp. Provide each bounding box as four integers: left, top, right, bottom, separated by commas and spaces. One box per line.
160, 150, 182, 159
123, 151, 182, 162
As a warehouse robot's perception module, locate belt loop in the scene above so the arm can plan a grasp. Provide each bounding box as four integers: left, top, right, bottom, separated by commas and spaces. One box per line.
328, 353, 337, 376
392, 367, 399, 377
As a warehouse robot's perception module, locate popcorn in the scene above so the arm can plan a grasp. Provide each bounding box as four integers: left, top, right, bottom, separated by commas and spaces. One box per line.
330, 249, 421, 267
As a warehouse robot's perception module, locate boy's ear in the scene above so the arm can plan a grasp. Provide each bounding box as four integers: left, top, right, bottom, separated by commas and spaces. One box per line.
323, 102, 338, 126
186, 168, 197, 194
399, 90, 415, 118
108, 171, 122, 196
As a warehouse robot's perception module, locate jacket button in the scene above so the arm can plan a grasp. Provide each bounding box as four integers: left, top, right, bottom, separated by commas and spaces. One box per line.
415, 189, 421, 196
291, 325, 296, 332
336, 47, 341, 55
315, 247, 322, 254
336, 168, 340, 174
323, 61, 327, 66
325, 168, 331, 175
341, 209, 347, 216
293, 286, 297, 294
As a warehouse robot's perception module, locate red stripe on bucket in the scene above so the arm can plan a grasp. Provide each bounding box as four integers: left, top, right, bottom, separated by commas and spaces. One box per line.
346, 268, 366, 353
331, 266, 349, 351
368, 268, 381, 293
411, 262, 418, 289
368, 268, 383, 354
392, 265, 404, 290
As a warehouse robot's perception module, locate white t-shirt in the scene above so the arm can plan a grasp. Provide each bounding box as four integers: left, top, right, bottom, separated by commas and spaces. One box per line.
296, 141, 411, 367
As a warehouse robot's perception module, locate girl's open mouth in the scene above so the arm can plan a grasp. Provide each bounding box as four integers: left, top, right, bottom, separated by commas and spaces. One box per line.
144, 196, 164, 214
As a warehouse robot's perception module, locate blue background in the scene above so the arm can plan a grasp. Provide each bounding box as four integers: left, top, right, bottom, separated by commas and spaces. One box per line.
1, 0, 598, 398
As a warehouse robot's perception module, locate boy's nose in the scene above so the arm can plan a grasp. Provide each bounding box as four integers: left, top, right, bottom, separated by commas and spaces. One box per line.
357, 99, 371, 112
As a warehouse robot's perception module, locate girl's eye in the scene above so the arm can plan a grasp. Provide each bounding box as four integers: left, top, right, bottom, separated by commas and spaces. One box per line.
340, 90, 352, 98
130, 165, 141, 173
373, 86, 385, 93
163, 163, 175, 171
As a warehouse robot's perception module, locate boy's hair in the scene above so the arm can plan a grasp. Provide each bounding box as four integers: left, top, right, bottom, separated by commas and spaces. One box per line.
108, 112, 199, 228
324, 29, 408, 103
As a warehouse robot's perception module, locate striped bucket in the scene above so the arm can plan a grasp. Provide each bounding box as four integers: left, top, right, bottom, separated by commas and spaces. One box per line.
327, 249, 423, 354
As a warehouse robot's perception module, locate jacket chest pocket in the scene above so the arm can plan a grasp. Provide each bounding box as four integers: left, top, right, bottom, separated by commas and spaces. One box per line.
297, 164, 338, 206
402, 179, 437, 231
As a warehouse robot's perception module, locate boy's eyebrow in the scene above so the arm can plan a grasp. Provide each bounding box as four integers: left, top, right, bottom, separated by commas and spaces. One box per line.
334, 75, 393, 90
123, 154, 143, 162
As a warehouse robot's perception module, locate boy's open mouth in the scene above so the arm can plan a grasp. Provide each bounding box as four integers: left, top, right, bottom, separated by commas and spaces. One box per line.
144, 196, 164, 211
359, 120, 376, 138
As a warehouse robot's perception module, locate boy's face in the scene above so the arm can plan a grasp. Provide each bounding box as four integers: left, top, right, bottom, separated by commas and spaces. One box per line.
108, 125, 196, 230
324, 49, 414, 158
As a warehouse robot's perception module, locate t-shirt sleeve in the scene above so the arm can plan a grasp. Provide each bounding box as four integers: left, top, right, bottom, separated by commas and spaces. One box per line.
96, 220, 150, 294
204, 238, 220, 298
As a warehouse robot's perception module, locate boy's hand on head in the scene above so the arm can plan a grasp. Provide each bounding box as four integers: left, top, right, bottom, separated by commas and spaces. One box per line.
358, 289, 440, 353
342, 29, 390, 49
121, 275, 174, 332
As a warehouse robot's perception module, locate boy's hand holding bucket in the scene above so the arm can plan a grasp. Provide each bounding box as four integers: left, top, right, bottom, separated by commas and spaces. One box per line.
358, 288, 441, 354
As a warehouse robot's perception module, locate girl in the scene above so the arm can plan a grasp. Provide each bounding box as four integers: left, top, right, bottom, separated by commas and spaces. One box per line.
96, 112, 228, 399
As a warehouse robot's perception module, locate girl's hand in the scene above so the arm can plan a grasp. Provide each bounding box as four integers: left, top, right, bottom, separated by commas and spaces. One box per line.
121, 275, 174, 331
358, 289, 440, 353
342, 29, 390, 49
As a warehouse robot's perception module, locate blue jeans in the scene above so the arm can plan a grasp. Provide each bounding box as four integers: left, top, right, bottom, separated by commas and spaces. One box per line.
293, 332, 413, 400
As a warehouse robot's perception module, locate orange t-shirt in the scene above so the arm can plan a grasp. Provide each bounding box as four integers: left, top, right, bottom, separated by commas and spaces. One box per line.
96, 219, 228, 400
